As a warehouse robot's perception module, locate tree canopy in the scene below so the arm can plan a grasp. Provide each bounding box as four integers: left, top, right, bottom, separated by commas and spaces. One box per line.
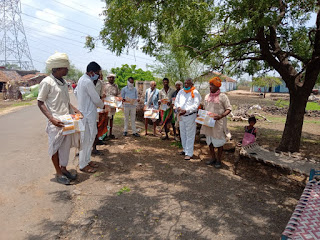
111, 64, 155, 89
91, 0, 320, 152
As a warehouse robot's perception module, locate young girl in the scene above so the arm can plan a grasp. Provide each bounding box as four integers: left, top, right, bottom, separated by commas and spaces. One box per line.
242, 116, 257, 146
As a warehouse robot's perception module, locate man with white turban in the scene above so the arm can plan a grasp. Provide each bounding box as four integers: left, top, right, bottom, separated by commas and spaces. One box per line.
174, 78, 201, 160
76, 62, 104, 173
38, 52, 82, 185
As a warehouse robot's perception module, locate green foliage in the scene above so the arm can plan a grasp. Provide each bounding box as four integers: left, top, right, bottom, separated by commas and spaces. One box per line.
4, 63, 21, 70
111, 64, 155, 89
66, 64, 84, 82
275, 100, 320, 111
252, 76, 282, 89
116, 186, 131, 196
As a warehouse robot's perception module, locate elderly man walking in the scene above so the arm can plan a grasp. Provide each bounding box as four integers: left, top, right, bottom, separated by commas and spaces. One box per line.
174, 78, 201, 160
38, 52, 82, 185
121, 77, 140, 137
144, 81, 160, 136
201, 77, 232, 168
76, 62, 104, 173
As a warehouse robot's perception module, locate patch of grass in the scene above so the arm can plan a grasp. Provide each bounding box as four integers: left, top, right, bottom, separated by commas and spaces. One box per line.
170, 141, 182, 148
113, 110, 124, 125
135, 149, 142, 153
302, 138, 320, 144
306, 102, 320, 111
11, 102, 32, 107
275, 100, 320, 111
116, 186, 130, 196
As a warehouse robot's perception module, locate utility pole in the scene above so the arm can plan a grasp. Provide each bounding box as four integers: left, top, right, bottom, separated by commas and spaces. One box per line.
0, 0, 34, 70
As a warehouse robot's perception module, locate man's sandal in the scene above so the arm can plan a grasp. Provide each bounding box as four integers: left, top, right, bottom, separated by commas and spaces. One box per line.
80, 166, 97, 173
56, 175, 71, 185
184, 156, 191, 161
62, 170, 77, 180
206, 159, 216, 166
88, 162, 99, 168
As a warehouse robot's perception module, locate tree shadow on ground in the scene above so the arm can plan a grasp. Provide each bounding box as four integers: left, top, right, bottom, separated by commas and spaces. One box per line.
53, 131, 304, 240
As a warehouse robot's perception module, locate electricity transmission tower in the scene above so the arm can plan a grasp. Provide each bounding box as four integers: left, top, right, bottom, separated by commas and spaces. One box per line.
0, 0, 34, 70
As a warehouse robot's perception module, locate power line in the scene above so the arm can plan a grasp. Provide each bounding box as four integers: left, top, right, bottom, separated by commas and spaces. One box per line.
50, 0, 102, 21
22, 12, 90, 36
21, 3, 101, 31
24, 25, 154, 64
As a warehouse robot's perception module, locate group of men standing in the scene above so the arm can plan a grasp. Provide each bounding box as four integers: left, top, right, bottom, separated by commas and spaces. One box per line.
38, 52, 232, 185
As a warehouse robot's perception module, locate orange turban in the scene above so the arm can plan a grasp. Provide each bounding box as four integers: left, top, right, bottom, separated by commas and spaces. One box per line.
209, 77, 222, 87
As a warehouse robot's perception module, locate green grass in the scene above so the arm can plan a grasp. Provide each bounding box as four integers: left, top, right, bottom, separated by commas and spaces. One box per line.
11, 102, 32, 107
116, 186, 131, 196
113, 110, 124, 125
275, 100, 320, 111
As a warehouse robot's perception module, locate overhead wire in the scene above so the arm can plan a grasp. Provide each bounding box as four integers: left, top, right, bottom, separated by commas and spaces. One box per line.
24, 25, 154, 64
50, 0, 102, 21
21, 3, 101, 32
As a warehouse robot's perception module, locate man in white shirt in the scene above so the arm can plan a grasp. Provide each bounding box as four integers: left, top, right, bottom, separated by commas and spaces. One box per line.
76, 62, 104, 173
174, 78, 201, 160
38, 52, 82, 185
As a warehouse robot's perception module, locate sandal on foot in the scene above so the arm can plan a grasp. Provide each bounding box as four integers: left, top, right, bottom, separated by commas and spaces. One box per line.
80, 166, 97, 173
206, 159, 216, 166
56, 175, 71, 185
88, 162, 99, 168
62, 170, 77, 180
92, 149, 103, 156
214, 161, 222, 169
184, 156, 191, 161
179, 151, 185, 155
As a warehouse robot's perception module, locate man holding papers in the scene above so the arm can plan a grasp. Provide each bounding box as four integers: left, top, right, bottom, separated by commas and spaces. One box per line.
174, 78, 201, 161
104, 73, 120, 139
200, 77, 232, 168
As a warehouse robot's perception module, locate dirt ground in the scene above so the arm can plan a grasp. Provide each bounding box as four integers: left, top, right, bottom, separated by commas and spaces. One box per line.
53, 114, 310, 240
24, 92, 318, 240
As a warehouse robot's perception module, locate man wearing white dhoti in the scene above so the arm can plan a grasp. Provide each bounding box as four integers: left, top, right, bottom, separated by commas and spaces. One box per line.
200, 77, 232, 168
76, 62, 104, 173
38, 52, 82, 185
174, 78, 201, 160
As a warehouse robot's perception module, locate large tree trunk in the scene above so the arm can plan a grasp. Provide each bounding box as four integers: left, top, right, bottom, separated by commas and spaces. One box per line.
276, 90, 309, 152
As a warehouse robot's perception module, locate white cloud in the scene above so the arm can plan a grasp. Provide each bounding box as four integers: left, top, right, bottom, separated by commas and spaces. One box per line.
33, 9, 66, 36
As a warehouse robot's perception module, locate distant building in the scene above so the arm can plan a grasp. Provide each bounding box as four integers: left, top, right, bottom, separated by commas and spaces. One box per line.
251, 80, 289, 93
194, 71, 237, 94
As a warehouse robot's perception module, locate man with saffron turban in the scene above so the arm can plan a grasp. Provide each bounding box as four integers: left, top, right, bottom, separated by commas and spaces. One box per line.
174, 78, 201, 160
38, 52, 82, 185
200, 76, 232, 168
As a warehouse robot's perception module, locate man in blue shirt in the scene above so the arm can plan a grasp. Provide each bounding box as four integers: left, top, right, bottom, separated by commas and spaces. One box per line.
121, 77, 140, 137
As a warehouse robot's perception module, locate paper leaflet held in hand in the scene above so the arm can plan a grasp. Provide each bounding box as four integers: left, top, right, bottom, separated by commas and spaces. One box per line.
58, 114, 84, 135
160, 98, 169, 111
144, 109, 159, 119
124, 97, 137, 106
104, 95, 123, 108
195, 109, 216, 127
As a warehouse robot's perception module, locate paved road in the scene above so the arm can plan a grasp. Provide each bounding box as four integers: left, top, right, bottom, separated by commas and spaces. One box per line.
0, 95, 78, 240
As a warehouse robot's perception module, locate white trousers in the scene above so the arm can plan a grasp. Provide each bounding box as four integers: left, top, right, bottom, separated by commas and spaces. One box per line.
179, 114, 197, 157
124, 107, 137, 133
79, 121, 95, 169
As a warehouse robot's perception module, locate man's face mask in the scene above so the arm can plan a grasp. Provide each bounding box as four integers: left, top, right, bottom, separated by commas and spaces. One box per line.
90, 72, 99, 81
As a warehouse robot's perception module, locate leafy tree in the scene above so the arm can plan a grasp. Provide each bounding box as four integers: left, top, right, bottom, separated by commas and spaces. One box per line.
4, 63, 21, 70
89, 0, 320, 152
111, 64, 155, 89
252, 76, 283, 97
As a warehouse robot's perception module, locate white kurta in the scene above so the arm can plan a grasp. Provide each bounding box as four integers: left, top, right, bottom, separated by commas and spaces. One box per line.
174, 89, 201, 157
37, 75, 76, 166
76, 74, 104, 169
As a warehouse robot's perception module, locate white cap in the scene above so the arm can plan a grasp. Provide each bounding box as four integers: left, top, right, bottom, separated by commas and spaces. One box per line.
107, 73, 116, 78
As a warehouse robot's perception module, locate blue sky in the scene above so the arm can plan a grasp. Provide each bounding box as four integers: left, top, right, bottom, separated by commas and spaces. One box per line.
20, 0, 156, 73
